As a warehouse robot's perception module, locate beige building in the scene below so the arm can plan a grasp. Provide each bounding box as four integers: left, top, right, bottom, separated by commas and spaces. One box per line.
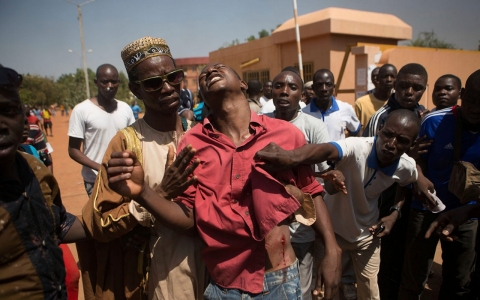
209, 7, 480, 107
176, 57, 209, 97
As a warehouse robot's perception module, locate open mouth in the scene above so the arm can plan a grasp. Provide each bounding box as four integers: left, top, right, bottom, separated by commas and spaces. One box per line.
276, 99, 291, 107
207, 74, 223, 87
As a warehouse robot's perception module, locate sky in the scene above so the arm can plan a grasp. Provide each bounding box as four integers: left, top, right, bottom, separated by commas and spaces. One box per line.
1, 0, 479, 79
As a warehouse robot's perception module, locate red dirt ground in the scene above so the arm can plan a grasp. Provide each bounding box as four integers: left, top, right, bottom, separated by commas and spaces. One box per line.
48, 113, 441, 300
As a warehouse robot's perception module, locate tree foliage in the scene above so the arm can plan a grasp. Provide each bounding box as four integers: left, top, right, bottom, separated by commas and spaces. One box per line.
19, 68, 135, 109
409, 31, 456, 49
258, 29, 270, 38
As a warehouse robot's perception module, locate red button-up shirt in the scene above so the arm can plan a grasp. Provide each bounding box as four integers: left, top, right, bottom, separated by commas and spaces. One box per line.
177, 112, 324, 293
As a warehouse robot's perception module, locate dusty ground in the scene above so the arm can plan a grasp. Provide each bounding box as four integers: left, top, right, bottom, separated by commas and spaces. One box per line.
48, 113, 442, 300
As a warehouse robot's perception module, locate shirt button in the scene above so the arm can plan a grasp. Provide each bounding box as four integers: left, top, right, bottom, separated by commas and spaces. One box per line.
235, 174, 240, 179
245, 211, 249, 216
58, 285, 62, 291
42, 240, 46, 247
232, 199, 238, 204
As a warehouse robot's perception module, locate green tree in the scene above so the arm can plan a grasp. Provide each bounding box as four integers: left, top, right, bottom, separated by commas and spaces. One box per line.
409, 31, 456, 49
246, 35, 256, 42
19, 74, 62, 107
258, 29, 270, 38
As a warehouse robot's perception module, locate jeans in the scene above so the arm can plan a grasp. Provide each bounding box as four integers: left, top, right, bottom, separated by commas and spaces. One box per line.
399, 209, 477, 300
292, 242, 314, 300
203, 260, 302, 300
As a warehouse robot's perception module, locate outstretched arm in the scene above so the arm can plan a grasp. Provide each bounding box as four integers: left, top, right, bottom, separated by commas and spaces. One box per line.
256, 142, 339, 171
425, 203, 480, 242
107, 145, 200, 232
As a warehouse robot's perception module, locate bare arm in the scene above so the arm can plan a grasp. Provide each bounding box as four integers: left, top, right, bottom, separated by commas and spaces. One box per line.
255, 142, 339, 171
369, 184, 406, 237
426, 203, 480, 242
311, 194, 342, 300
413, 160, 437, 209
68, 136, 101, 171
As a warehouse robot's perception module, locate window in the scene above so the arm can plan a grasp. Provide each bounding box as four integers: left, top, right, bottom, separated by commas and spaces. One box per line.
293, 62, 314, 82
242, 70, 270, 83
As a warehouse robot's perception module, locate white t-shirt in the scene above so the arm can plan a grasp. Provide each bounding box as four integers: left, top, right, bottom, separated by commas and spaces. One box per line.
265, 110, 331, 243
68, 99, 135, 183
326, 137, 417, 243
259, 95, 269, 107
302, 97, 361, 141
259, 99, 275, 114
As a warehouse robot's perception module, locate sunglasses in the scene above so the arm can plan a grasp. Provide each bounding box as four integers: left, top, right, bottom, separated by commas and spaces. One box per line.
135, 69, 184, 92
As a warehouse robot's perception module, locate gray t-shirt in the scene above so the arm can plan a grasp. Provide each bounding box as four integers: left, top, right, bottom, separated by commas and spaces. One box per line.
266, 110, 331, 242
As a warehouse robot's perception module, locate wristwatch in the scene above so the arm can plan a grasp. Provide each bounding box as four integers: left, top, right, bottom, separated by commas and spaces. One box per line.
389, 205, 402, 219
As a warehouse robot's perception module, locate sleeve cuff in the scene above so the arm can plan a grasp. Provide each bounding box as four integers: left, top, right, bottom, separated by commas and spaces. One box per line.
348, 123, 361, 136
330, 142, 343, 160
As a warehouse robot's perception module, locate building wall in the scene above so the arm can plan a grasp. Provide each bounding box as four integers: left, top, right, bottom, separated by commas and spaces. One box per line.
210, 37, 280, 83
209, 33, 402, 104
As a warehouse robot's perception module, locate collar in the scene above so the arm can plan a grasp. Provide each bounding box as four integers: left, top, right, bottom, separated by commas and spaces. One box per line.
203, 110, 265, 136
309, 96, 339, 114
367, 136, 400, 177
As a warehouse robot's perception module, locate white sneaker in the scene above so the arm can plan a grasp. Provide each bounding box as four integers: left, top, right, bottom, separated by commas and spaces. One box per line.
341, 283, 357, 300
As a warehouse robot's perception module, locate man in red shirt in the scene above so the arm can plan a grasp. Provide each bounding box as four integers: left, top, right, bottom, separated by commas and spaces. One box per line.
107, 63, 341, 299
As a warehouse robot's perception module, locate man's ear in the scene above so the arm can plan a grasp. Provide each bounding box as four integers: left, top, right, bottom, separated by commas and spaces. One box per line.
129, 82, 143, 100
240, 80, 248, 91
460, 87, 465, 99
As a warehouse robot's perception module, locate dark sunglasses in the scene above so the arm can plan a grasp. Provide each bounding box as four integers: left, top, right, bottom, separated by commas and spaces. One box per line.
135, 69, 184, 92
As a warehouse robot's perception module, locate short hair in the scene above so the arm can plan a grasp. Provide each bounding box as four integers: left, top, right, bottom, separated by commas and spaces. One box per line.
384, 109, 421, 137
96, 64, 118, 78
398, 63, 428, 82
278, 66, 304, 87
436, 74, 462, 89
378, 64, 397, 75
465, 69, 480, 92
247, 79, 262, 95
313, 68, 334, 83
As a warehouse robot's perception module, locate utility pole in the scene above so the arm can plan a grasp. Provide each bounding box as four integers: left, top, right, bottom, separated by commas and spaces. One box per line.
65, 0, 95, 99
292, 0, 304, 81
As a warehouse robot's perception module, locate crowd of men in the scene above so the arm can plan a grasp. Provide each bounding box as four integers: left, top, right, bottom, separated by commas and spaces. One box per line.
1, 35, 479, 300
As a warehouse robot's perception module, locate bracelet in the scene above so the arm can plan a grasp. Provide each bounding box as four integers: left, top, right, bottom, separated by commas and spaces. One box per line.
389, 205, 402, 219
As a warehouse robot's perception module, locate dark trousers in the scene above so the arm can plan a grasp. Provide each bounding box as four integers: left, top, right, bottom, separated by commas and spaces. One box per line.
470, 223, 480, 300
399, 209, 477, 300
378, 184, 412, 300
